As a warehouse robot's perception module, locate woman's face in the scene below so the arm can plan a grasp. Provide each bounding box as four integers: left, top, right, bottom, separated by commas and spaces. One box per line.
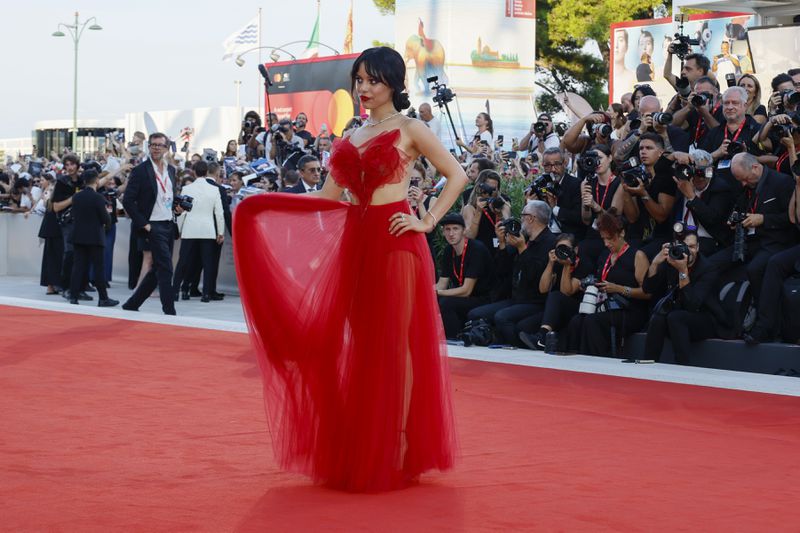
475, 114, 487, 128
353, 63, 392, 110
738, 77, 757, 102
600, 230, 624, 252
632, 91, 643, 110
638, 35, 654, 58
595, 150, 612, 175
227, 140, 237, 152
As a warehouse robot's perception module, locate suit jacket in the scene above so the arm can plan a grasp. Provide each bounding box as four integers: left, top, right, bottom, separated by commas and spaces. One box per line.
734, 167, 797, 251
70, 188, 111, 246
122, 159, 178, 234
285, 181, 319, 194
205, 178, 232, 236
672, 176, 737, 247
554, 174, 585, 238
177, 179, 224, 240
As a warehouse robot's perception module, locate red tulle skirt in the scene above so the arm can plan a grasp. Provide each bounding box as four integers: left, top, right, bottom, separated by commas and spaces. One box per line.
233, 194, 457, 492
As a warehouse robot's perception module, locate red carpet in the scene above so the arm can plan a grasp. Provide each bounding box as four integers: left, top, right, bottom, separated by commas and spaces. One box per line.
2, 304, 799, 532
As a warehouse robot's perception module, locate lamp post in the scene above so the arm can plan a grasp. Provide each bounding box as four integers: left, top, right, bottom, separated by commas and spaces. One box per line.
52, 11, 103, 153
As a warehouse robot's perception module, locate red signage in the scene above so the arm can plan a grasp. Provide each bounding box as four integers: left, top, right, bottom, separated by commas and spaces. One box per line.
505, 0, 535, 19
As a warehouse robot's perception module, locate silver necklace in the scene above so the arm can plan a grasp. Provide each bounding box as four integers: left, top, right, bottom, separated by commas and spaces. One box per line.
363, 112, 401, 127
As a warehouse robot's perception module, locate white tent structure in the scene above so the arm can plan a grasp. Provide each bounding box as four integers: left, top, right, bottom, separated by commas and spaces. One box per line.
673, 0, 799, 24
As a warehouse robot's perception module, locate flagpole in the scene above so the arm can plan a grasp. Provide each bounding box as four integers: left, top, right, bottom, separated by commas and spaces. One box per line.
257, 7, 263, 121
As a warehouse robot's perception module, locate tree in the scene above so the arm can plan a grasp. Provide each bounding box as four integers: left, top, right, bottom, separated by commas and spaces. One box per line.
372, 0, 395, 15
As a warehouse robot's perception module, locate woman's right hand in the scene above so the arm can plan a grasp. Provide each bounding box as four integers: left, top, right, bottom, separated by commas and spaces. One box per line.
548, 249, 558, 264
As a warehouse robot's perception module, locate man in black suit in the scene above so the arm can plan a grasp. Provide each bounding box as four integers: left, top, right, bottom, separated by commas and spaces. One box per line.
709, 152, 796, 304
121, 132, 183, 315
285, 155, 321, 193
537, 147, 584, 239
68, 170, 118, 307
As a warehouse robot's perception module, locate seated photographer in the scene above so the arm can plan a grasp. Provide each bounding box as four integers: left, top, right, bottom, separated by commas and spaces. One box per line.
642, 229, 722, 363
752, 112, 800, 176
526, 148, 584, 239
561, 112, 614, 159
670, 76, 723, 148
613, 96, 690, 161
519, 113, 560, 159
671, 150, 736, 256
709, 152, 796, 306
435, 213, 493, 339
285, 155, 322, 193
566, 210, 651, 357
698, 86, 762, 187
519, 234, 594, 351
461, 169, 511, 256
578, 145, 625, 267
619, 133, 678, 259
466, 200, 557, 346
744, 169, 800, 344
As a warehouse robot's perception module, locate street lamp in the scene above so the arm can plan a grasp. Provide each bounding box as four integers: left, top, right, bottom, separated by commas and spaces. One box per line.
234, 46, 298, 67
52, 11, 103, 153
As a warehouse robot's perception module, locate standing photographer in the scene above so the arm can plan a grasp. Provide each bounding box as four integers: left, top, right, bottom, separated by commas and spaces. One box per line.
466, 200, 557, 346
642, 230, 722, 363
51, 154, 90, 301
435, 213, 493, 339
752, 111, 800, 176
670, 76, 723, 148
270, 118, 306, 169
613, 96, 689, 161
519, 113, 560, 159
663, 52, 711, 95
561, 112, 613, 158
462, 170, 511, 256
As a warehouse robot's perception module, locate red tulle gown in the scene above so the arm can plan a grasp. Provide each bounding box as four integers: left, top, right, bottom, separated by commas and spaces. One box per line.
233, 129, 457, 492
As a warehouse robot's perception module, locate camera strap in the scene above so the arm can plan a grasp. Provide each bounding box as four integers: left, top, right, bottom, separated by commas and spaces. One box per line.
724, 120, 747, 144
601, 243, 630, 281
745, 188, 759, 214
776, 148, 800, 172
153, 164, 168, 194
693, 103, 721, 144
481, 208, 497, 226
452, 239, 469, 286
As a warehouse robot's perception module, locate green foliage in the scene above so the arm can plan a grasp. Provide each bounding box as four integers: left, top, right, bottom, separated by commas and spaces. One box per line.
372, 0, 395, 15
371, 40, 394, 49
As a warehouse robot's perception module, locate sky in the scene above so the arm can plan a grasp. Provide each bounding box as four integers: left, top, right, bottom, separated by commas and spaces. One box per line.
0, 0, 394, 138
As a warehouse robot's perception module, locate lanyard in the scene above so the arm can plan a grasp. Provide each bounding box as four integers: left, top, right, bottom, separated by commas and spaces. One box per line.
723, 120, 747, 144
482, 207, 497, 226
452, 239, 469, 286
776, 149, 800, 172
746, 188, 759, 214
693, 102, 721, 143
594, 175, 616, 210
153, 164, 168, 194
601, 243, 630, 281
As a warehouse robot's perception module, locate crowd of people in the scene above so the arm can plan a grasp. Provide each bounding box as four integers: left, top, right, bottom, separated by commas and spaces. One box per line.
2, 56, 800, 361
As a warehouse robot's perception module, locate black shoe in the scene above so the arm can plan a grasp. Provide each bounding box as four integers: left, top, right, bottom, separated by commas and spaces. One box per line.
164, 309, 177, 316
519, 331, 540, 351
69, 298, 79, 305
98, 298, 119, 307
200, 295, 210, 303
189, 289, 202, 297
181, 291, 190, 300
209, 294, 224, 301
84, 285, 97, 293
77, 291, 93, 301
121, 302, 138, 312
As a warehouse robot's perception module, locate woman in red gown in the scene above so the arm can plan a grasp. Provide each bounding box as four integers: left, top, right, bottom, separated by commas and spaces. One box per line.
233, 47, 468, 492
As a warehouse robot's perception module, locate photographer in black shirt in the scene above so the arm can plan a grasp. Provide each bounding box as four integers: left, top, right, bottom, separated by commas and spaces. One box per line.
614, 95, 690, 161
51, 154, 90, 301
643, 229, 722, 363
670, 76, 724, 148
530, 148, 584, 238
466, 200, 557, 346
462, 170, 511, 256
435, 213, 493, 339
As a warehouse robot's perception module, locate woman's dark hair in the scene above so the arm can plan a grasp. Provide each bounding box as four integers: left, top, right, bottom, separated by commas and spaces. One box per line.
556, 233, 577, 247
592, 144, 613, 158
468, 169, 502, 207
631, 84, 656, 105
350, 47, 411, 111
771, 73, 793, 91
478, 112, 494, 135
596, 208, 625, 236
224, 139, 237, 156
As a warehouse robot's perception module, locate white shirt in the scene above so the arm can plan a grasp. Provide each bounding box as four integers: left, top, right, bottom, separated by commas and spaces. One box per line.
302, 179, 318, 192
423, 117, 442, 140
529, 132, 560, 153
681, 185, 712, 239
149, 157, 174, 222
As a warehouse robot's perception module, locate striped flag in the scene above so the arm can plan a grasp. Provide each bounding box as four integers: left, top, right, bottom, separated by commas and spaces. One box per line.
302, 0, 321, 59
343, 0, 353, 54
221, 16, 259, 61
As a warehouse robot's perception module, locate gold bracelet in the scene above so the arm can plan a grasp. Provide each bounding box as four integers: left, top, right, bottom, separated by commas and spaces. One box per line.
425, 211, 438, 226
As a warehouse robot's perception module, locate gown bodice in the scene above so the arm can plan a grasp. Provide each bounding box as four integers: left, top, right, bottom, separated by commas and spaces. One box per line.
328, 129, 411, 205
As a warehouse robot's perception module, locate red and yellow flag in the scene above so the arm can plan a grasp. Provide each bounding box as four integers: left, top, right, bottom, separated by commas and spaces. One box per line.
343, 0, 353, 54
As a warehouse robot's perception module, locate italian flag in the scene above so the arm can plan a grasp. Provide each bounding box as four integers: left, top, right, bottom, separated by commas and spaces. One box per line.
302, 0, 320, 59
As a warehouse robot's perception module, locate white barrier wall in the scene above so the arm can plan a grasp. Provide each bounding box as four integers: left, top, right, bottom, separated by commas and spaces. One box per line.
0, 214, 240, 295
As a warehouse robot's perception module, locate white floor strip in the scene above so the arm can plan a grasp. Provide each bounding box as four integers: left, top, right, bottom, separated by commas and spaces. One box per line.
2, 296, 799, 398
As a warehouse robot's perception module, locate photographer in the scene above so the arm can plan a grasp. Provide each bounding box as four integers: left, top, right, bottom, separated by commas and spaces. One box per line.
519, 234, 594, 351
519, 113, 560, 159
752, 111, 800, 176
462, 169, 511, 255
269, 118, 306, 168
293, 112, 314, 148
672, 150, 736, 256
51, 154, 90, 301
663, 52, 711, 94
670, 76, 723, 147
461, 158, 495, 204
614, 96, 690, 161
746, 169, 800, 344
619, 133, 678, 259
578, 145, 625, 267
566, 210, 651, 357
466, 200, 557, 346
710, 152, 796, 307
435, 213, 493, 339
67, 169, 118, 307
767, 73, 798, 116
642, 229, 722, 363
561, 112, 613, 157
529, 148, 584, 238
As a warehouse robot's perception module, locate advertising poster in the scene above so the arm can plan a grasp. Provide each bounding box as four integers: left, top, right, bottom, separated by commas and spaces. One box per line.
263, 54, 362, 137
610, 12, 756, 106
395, 0, 536, 146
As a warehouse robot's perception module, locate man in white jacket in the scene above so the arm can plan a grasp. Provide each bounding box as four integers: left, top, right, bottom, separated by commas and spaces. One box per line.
172, 161, 224, 302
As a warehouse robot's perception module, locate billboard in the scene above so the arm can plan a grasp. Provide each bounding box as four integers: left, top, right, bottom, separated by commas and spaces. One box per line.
610, 12, 756, 106
395, 0, 536, 146
262, 54, 362, 137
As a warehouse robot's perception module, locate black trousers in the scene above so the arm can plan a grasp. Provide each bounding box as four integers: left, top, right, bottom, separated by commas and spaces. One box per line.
567, 309, 648, 357
60, 222, 75, 289
127, 228, 143, 290
754, 244, 800, 338
438, 295, 488, 339
643, 310, 713, 363
467, 299, 544, 346
70, 244, 108, 300
186, 241, 222, 295
124, 221, 175, 314
173, 239, 216, 297
540, 291, 579, 332
40, 236, 64, 287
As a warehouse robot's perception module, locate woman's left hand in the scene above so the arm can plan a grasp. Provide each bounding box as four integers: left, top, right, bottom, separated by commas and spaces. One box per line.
389, 212, 431, 236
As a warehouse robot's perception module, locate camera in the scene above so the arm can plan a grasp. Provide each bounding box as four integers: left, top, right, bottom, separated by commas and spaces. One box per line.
675, 76, 692, 98
652, 112, 673, 125
580, 274, 598, 290
406, 107, 418, 119
579, 151, 601, 173
500, 217, 522, 237
727, 140, 747, 158
478, 182, 497, 196
173, 194, 194, 212
534, 122, 547, 134
727, 211, 748, 226
618, 157, 649, 187
669, 17, 700, 60
530, 173, 561, 200
782, 89, 800, 110
555, 243, 576, 265
242, 119, 256, 130
691, 92, 714, 107
490, 196, 506, 211
428, 76, 455, 106
102, 188, 118, 201
592, 123, 613, 138
728, 211, 748, 262
667, 241, 690, 260
460, 318, 493, 347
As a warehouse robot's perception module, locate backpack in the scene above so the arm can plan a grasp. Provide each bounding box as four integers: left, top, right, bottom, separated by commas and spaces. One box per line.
716, 280, 753, 339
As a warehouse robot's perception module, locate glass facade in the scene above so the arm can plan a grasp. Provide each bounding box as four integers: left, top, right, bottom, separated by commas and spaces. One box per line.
33, 127, 119, 158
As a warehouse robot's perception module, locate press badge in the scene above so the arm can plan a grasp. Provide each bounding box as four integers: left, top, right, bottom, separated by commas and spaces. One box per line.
493, 238, 500, 248
718, 159, 731, 169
